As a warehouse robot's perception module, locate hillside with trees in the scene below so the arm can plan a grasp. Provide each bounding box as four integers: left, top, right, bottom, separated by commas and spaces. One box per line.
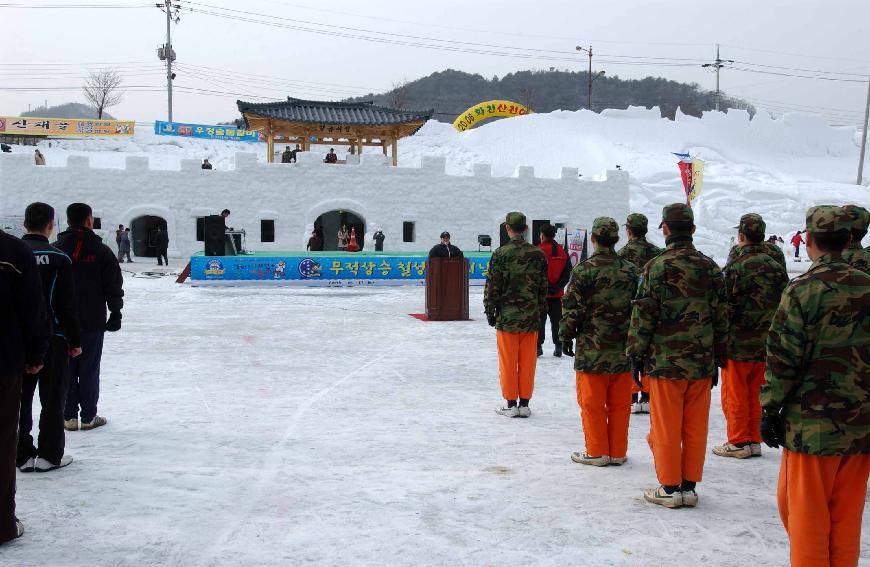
345, 69, 752, 121
21, 102, 115, 120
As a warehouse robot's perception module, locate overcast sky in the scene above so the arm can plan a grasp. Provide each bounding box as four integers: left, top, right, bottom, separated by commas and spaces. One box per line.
2, 0, 868, 126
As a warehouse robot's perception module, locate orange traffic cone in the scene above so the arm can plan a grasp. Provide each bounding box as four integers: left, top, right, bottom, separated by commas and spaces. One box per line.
347, 226, 361, 252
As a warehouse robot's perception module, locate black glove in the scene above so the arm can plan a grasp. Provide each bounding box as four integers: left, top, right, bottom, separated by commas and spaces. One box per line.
562, 339, 574, 357
760, 408, 785, 449
711, 366, 719, 388
547, 284, 558, 296
106, 311, 122, 332
630, 358, 644, 390
486, 313, 497, 327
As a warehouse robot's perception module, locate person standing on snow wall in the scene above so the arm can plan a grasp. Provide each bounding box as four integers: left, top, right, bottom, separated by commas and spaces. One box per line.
712, 213, 787, 460
561, 217, 638, 467
761, 205, 870, 567
536, 224, 571, 358
54, 203, 124, 432
841, 204, 870, 274
617, 213, 662, 414
484, 212, 548, 418
626, 203, 728, 509
0, 227, 49, 545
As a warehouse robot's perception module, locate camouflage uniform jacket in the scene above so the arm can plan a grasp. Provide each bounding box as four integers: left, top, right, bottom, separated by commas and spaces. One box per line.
842, 242, 870, 274
726, 241, 787, 269
617, 237, 661, 269
760, 255, 870, 456
484, 235, 548, 333
560, 248, 639, 373
724, 245, 790, 362
625, 239, 728, 380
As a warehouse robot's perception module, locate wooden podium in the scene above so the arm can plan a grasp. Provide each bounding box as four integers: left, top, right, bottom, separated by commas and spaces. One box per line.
425, 257, 470, 321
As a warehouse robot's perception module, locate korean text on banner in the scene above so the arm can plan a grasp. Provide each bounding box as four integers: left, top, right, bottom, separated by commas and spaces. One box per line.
0, 116, 134, 137
568, 229, 588, 267
452, 100, 532, 132
154, 120, 262, 142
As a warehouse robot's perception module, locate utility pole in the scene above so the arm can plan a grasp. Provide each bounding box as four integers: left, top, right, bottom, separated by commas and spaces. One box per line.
576, 45, 604, 111
858, 76, 870, 185
156, 1, 180, 122
702, 44, 733, 111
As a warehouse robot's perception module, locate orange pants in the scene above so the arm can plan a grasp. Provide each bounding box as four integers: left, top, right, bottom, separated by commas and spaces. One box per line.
496, 330, 537, 401
647, 377, 711, 486
778, 449, 870, 567
576, 372, 632, 459
721, 359, 765, 445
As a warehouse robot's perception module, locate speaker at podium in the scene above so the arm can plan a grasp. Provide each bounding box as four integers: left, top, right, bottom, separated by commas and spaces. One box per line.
204, 215, 226, 256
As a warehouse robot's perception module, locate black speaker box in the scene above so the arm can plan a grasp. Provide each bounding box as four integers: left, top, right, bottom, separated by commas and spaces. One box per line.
204, 215, 226, 256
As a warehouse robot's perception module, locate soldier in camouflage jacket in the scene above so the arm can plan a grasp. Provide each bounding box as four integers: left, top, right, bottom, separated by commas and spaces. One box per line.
484, 212, 548, 417
625, 203, 728, 509
617, 213, 661, 410
726, 239, 787, 269
561, 217, 638, 466
841, 204, 870, 274
713, 214, 789, 460
759, 205, 870, 567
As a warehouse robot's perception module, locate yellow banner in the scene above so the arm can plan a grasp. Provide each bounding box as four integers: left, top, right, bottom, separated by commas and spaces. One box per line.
0, 116, 135, 137
453, 100, 532, 132
688, 158, 704, 203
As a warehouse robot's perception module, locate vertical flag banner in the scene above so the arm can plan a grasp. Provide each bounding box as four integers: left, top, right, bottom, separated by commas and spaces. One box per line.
673, 152, 704, 207
568, 228, 588, 266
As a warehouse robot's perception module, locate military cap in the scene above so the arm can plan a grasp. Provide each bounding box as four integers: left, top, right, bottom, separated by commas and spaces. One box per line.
625, 213, 648, 230
842, 204, 870, 232
734, 213, 766, 235
805, 205, 851, 234
658, 203, 694, 228
440, 231, 450, 239
592, 217, 620, 238
505, 211, 527, 228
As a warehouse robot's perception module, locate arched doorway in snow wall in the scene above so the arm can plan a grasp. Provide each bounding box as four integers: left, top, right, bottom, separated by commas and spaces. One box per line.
314, 210, 365, 251
131, 215, 167, 257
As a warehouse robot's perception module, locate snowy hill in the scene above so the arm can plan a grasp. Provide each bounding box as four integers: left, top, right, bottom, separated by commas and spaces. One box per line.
7, 106, 868, 262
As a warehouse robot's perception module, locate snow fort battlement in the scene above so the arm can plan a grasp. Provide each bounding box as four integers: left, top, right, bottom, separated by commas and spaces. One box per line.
0, 151, 629, 259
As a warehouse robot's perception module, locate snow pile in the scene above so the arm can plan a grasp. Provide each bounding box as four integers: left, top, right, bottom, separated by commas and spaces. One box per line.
11, 106, 869, 262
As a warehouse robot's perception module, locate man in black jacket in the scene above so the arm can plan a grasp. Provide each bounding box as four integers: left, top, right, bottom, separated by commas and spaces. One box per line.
154, 225, 169, 266
428, 231, 463, 259
0, 228, 50, 544
54, 203, 124, 432
19, 203, 82, 473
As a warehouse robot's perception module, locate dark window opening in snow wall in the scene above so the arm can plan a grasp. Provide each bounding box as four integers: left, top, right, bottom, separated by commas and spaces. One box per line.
261, 219, 275, 243
196, 217, 205, 242
403, 221, 415, 243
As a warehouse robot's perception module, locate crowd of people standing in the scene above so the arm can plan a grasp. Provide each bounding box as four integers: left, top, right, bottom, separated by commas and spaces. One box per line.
484, 204, 869, 566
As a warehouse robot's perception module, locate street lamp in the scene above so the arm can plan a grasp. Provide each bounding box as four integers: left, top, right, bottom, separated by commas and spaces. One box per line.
576, 45, 604, 110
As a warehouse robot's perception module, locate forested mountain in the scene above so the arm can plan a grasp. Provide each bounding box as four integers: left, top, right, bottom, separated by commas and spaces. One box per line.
21, 102, 114, 120
345, 69, 752, 121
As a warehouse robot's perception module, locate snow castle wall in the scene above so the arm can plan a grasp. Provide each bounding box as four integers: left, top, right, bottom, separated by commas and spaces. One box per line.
0, 152, 630, 258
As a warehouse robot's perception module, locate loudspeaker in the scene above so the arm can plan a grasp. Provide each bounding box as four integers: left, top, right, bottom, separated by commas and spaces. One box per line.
204, 215, 226, 256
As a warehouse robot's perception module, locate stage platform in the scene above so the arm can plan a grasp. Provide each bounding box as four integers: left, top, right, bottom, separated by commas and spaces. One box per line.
189, 250, 492, 286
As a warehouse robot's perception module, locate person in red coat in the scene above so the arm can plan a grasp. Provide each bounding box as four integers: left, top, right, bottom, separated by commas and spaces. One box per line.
538, 224, 572, 357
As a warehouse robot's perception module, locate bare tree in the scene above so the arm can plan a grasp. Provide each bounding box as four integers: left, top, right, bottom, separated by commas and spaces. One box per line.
82, 69, 124, 119
519, 85, 535, 112
385, 80, 409, 109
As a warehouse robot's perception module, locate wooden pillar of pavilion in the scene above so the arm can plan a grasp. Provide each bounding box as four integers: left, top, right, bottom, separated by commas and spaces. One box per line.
391, 138, 398, 166
266, 119, 275, 163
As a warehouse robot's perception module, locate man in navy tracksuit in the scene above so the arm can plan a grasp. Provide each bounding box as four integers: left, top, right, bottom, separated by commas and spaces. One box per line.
0, 228, 50, 544
18, 203, 82, 473
54, 203, 124, 432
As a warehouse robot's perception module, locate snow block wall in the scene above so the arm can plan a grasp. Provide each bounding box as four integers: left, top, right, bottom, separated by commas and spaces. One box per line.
0, 152, 629, 258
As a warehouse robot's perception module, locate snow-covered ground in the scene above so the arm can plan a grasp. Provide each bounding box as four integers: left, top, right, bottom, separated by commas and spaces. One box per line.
9, 107, 869, 263
7, 266, 864, 566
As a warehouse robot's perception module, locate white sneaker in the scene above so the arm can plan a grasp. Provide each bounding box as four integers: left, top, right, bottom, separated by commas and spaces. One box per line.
644, 486, 683, 508
609, 456, 627, 466
496, 406, 520, 418
14, 518, 23, 539
63, 418, 78, 431
34, 455, 73, 472
712, 442, 752, 459
570, 452, 610, 466
517, 406, 531, 418
18, 457, 35, 473
750, 443, 762, 457
681, 490, 699, 507
80, 416, 107, 430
